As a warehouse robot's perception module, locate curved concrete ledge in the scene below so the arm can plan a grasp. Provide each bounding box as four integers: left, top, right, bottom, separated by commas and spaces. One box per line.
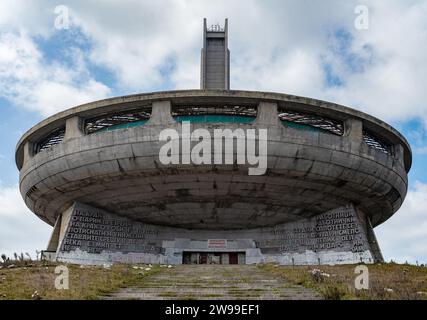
19, 119, 407, 229
15, 90, 412, 171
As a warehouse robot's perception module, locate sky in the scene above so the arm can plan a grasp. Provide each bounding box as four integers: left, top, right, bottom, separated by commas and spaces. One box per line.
0, 0, 426, 263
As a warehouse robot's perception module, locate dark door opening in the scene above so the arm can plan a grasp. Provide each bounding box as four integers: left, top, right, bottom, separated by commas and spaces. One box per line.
182, 252, 245, 264
183, 252, 191, 264
229, 253, 238, 264
200, 253, 208, 264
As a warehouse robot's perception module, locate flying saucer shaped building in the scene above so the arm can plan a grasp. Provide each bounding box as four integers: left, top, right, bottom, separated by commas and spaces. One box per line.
16, 19, 411, 265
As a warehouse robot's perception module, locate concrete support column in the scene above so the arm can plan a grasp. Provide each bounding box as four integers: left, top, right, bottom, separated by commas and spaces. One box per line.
147, 100, 175, 125
64, 116, 84, 141
46, 215, 62, 252
255, 101, 281, 127
344, 118, 363, 142
23, 141, 34, 163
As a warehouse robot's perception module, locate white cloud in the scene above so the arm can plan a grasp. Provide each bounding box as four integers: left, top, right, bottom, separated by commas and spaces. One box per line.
59, 0, 427, 128
0, 31, 111, 116
376, 181, 427, 264
1, 0, 427, 124
0, 0, 53, 37
232, 48, 324, 96
322, 1, 427, 124
415, 146, 427, 155
0, 185, 27, 217
69, 0, 336, 93
0, 185, 51, 258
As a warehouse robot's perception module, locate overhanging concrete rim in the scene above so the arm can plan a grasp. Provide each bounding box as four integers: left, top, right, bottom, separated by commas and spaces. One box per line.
15, 89, 412, 171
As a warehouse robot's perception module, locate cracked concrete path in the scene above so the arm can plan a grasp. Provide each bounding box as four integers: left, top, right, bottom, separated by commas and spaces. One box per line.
104, 265, 322, 300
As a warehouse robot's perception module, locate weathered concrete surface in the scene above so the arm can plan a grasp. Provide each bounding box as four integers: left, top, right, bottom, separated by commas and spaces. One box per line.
15, 90, 412, 171
200, 19, 230, 90
15, 17, 412, 268
18, 107, 408, 228
15, 91, 410, 266
53, 202, 379, 266
104, 265, 322, 300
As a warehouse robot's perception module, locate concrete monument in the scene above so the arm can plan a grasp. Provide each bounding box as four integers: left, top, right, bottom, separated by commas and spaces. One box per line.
16, 19, 411, 265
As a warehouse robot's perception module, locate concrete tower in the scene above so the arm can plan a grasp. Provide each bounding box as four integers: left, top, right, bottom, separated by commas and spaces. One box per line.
200, 18, 230, 90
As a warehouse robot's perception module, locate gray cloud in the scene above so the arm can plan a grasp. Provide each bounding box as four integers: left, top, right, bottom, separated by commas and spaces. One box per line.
2, 1, 427, 123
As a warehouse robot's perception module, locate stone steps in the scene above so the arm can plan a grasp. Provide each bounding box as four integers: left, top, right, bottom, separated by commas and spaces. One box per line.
104, 265, 322, 300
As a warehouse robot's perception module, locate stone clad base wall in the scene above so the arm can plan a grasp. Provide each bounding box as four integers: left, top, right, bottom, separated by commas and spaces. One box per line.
53, 202, 381, 265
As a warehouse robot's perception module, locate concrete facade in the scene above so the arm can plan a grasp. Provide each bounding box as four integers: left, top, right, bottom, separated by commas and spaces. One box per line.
16, 94, 409, 227
16, 93, 410, 265
52, 202, 377, 266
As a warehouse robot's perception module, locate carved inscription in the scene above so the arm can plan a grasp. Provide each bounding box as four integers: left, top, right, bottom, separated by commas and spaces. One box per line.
60, 205, 164, 254
257, 206, 369, 254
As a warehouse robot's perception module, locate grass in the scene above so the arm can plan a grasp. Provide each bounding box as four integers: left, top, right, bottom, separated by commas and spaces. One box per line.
0, 261, 161, 300
2, 261, 426, 300
259, 263, 427, 300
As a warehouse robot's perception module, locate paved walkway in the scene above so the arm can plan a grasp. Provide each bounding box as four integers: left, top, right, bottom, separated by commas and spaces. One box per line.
105, 265, 321, 300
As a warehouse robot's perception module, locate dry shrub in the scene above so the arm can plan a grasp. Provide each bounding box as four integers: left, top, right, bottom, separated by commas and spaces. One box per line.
319, 284, 347, 300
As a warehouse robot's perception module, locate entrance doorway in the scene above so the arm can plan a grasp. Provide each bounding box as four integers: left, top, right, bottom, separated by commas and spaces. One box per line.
229, 253, 238, 264
182, 252, 245, 264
